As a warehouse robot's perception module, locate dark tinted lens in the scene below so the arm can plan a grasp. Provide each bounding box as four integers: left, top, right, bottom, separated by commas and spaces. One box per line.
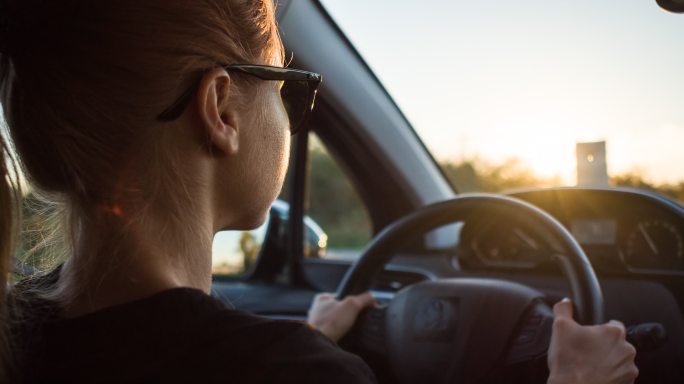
280, 80, 310, 134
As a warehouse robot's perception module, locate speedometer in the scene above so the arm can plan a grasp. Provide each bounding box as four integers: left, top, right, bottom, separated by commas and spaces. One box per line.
466, 223, 547, 269
624, 220, 684, 270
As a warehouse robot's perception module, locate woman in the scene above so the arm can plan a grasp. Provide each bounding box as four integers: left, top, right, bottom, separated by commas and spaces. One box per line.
0, 0, 637, 383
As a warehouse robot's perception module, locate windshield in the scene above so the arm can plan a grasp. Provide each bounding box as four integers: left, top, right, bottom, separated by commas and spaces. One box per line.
321, 0, 684, 198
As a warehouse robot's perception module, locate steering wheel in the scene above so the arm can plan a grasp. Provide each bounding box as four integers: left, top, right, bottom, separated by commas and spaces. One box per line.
336, 194, 603, 384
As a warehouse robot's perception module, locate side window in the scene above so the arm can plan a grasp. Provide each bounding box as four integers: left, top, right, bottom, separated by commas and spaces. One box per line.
306, 134, 372, 260
212, 220, 269, 277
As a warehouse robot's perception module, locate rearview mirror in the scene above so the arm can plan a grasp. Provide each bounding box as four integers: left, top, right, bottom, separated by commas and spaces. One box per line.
657, 0, 684, 13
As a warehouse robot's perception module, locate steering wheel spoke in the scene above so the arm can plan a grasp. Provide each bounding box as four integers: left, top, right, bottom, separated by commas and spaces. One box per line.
342, 306, 388, 356
501, 299, 554, 366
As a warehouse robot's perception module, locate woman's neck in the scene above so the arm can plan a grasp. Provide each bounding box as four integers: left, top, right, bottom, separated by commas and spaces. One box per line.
57, 200, 214, 318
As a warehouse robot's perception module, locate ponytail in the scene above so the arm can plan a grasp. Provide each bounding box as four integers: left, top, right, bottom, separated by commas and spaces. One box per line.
0, 129, 20, 383
0, 12, 22, 379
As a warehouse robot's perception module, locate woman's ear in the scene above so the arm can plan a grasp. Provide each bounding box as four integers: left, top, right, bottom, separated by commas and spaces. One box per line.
196, 67, 240, 156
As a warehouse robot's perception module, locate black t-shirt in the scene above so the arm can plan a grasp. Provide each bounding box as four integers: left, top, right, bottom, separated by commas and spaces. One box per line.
11, 284, 377, 383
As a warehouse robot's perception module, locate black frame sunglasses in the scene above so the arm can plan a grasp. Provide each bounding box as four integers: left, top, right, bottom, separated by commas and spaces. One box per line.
157, 64, 322, 135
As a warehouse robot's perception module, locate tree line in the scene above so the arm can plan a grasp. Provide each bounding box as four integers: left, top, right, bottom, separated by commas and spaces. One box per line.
308, 153, 684, 249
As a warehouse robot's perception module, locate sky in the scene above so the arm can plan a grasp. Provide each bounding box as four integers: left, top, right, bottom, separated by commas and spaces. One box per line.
320, 0, 684, 185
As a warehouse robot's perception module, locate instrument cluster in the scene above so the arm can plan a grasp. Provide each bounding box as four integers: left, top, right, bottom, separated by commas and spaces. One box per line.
458, 188, 684, 275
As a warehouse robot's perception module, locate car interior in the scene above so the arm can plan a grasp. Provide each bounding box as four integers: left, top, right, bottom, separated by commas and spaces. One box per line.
204, 1, 684, 383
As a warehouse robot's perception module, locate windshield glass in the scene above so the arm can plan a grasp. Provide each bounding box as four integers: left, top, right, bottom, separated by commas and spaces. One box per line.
321, 0, 684, 198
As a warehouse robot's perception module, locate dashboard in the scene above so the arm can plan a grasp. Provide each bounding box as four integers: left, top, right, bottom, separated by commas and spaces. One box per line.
457, 188, 684, 276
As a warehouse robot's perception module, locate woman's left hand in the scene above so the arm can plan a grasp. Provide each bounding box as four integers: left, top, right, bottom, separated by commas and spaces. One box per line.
307, 292, 376, 342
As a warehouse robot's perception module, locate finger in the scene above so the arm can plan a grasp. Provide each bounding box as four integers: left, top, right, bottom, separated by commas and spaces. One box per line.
618, 342, 637, 364
315, 293, 335, 302
603, 348, 639, 384
354, 292, 376, 308
553, 298, 573, 319
605, 320, 627, 341
346, 292, 376, 311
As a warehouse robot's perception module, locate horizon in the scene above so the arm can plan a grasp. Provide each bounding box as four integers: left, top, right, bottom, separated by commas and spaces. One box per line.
321, 0, 684, 186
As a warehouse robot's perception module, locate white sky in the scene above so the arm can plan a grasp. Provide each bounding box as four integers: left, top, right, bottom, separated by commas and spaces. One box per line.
321, 0, 684, 185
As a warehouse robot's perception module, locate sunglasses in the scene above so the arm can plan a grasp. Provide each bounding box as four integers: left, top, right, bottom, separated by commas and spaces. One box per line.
157, 64, 322, 135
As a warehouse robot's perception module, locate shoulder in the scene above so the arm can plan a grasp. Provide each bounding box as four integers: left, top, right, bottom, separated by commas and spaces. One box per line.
262, 322, 376, 382
192, 309, 377, 383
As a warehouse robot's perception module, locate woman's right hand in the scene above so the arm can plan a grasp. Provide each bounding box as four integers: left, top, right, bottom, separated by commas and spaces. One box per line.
307, 292, 376, 343
547, 299, 639, 384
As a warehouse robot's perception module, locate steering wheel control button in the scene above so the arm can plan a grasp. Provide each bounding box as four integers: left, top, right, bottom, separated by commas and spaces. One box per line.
364, 308, 387, 352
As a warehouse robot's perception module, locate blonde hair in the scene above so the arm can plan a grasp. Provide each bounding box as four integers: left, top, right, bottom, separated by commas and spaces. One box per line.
0, 0, 283, 380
